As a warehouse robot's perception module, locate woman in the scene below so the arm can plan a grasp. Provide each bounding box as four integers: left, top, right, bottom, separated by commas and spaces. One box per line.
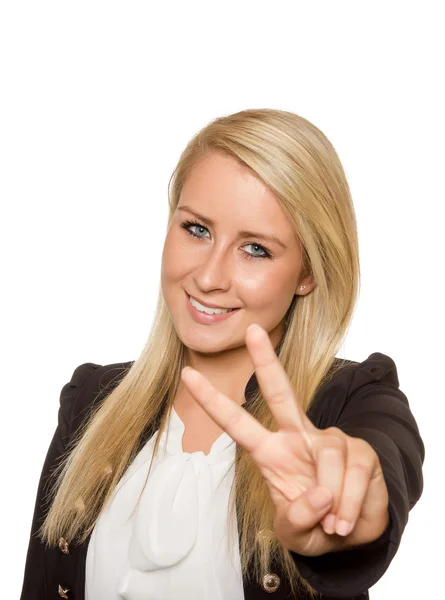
20, 108, 425, 600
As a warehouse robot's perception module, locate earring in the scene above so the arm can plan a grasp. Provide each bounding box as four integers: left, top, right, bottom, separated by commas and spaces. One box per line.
299, 285, 306, 291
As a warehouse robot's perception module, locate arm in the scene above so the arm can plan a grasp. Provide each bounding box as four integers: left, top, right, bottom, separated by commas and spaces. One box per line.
290, 353, 425, 598
19, 363, 100, 600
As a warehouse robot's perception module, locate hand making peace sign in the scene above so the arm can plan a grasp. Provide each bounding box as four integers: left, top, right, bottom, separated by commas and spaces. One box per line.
180, 323, 390, 557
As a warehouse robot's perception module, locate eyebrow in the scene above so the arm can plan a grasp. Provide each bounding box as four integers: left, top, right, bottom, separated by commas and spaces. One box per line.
177, 206, 287, 250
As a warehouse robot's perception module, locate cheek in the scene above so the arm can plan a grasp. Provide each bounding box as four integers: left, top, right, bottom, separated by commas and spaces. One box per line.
161, 232, 189, 280
235, 273, 274, 305
238, 269, 296, 309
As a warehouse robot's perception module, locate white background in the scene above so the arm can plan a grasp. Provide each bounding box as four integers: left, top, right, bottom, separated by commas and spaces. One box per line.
1, 1, 442, 598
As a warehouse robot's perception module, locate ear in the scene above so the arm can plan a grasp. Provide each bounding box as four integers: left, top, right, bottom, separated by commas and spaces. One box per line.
296, 274, 317, 295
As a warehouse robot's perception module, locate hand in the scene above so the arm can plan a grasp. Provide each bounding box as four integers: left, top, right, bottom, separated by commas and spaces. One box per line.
180, 323, 390, 557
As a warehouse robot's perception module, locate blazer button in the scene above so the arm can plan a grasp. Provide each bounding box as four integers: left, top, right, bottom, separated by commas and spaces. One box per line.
261, 573, 280, 593
58, 537, 70, 554
58, 584, 70, 598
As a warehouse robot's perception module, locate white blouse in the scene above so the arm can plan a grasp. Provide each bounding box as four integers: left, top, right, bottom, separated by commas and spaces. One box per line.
85, 405, 245, 600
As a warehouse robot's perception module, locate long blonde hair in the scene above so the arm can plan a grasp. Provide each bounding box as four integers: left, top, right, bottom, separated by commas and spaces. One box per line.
39, 108, 360, 598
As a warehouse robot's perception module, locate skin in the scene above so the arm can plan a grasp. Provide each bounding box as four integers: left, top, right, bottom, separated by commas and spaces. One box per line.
160, 150, 389, 553
181, 324, 390, 556
161, 150, 315, 406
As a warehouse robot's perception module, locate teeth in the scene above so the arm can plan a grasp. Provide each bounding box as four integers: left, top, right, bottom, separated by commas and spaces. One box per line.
190, 296, 234, 315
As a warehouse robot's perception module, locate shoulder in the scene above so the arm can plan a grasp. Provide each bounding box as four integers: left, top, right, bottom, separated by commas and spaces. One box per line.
346, 352, 399, 394
59, 360, 134, 440
309, 352, 400, 427
326, 351, 398, 394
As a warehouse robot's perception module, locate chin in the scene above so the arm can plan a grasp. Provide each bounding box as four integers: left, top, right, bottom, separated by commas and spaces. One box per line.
177, 327, 243, 354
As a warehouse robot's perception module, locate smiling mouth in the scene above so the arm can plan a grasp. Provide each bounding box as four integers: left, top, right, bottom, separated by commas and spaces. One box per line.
187, 294, 239, 315
187, 293, 238, 312
185, 291, 242, 323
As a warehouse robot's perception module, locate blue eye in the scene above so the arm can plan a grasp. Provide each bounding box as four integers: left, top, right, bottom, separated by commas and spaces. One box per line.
180, 220, 273, 260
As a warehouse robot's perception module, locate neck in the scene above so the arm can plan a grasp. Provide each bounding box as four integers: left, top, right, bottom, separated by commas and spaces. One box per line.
179, 322, 284, 410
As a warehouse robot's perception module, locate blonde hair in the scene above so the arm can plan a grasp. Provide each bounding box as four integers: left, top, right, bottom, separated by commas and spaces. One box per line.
39, 108, 360, 598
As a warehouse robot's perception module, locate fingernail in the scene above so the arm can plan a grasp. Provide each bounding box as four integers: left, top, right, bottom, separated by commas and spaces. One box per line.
308, 486, 332, 510
323, 513, 336, 534
336, 519, 353, 536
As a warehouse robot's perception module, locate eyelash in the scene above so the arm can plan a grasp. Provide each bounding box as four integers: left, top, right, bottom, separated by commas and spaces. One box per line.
180, 220, 273, 261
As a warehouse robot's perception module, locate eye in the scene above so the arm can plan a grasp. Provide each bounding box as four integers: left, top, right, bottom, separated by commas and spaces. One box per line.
180, 220, 273, 260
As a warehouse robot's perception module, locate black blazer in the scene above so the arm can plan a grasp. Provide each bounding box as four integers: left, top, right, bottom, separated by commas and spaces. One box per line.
20, 352, 425, 600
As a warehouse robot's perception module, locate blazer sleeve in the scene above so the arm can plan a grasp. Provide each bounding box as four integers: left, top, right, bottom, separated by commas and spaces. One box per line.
19, 362, 101, 600
290, 352, 425, 598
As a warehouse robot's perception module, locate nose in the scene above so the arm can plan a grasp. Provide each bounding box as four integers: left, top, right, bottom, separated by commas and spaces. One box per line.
192, 245, 234, 291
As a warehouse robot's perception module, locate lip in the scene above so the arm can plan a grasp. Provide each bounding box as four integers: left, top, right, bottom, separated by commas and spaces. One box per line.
185, 292, 241, 325
186, 292, 237, 310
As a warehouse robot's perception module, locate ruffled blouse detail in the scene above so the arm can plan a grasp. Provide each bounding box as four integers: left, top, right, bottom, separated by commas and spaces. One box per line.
85, 405, 245, 600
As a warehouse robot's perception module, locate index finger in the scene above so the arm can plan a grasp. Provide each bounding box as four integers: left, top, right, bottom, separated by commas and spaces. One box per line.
180, 366, 269, 455
246, 324, 317, 441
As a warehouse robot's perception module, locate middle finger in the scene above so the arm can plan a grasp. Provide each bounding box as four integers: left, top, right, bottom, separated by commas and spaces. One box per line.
246, 324, 317, 442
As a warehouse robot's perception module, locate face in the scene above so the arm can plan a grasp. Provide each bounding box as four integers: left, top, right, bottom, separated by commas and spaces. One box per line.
161, 151, 315, 357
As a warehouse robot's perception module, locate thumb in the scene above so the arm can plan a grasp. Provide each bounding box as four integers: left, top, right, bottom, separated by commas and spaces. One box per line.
288, 486, 333, 531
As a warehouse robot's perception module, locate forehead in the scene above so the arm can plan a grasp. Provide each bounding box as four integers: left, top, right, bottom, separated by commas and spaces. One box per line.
178, 152, 293, 236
